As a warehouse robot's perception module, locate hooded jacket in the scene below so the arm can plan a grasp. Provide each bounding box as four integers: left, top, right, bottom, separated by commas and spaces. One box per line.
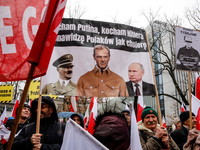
11, 96, 65, 150
137, 120, 179, 150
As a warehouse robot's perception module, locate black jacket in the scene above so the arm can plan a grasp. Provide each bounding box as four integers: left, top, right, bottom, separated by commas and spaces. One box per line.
170, 125, 189, 150
11, 117, 65, 150
126, 81, 156, 96
11, 96, 65, 150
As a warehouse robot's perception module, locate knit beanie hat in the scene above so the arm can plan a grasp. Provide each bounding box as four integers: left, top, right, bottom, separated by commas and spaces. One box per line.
141, 107, 158, 121
180, 111, 195, 123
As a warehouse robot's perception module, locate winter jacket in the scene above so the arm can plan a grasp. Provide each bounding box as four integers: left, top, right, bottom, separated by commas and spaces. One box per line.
137, 121, 179, 150
11, 117, 65, 150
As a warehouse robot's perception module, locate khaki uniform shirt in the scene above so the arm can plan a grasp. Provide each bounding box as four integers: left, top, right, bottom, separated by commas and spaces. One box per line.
42, 80, 77, 96
76, 66, 128, 97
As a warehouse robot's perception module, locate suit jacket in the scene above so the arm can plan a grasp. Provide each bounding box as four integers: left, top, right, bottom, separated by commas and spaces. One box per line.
42, 80, 77, 96
126, 81, 156, 96
170, 125, 189, 150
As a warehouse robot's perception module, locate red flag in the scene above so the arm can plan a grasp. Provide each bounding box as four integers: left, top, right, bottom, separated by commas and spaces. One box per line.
84, 105, 90, 129
192, 94, 200, 130
87, 97, 98, 135
162, 116, 166, 128
137, 96, 144, 122
28, 0, 67, 78
70, 96, 77, 112
195, 73, 200, 100
196, 108, 200, 130
0, 105, 7, 125
0, 0, 67, 81
0, 0, 46, 81
181, 103, 186, 112
11, 99, 19, 119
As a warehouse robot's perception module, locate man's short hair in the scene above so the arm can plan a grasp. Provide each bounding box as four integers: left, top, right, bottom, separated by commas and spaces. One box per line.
93, 45, 110, 56
129, 62, 144, 72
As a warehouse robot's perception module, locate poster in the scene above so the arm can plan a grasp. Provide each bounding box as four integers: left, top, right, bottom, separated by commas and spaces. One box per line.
175, 26, 200, 71
41, 18, 155, 97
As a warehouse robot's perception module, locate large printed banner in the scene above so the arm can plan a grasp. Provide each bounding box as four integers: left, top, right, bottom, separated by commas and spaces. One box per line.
41, 18, 156, 97
175, 26, 200, 71
0, 0, 47, 81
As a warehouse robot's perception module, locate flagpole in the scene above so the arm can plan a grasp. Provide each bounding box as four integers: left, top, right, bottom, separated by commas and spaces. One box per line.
145, 31, 162, 125
6, 63, 36, 150
188, 71, 192, 130
36, 77, 42, 133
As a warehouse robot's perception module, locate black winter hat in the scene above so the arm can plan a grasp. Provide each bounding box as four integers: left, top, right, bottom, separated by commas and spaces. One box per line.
180, 111, 195, 123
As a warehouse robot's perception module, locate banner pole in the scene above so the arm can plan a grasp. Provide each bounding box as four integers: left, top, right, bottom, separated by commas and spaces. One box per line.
188, 71, 192, 130
36, 78, 42, 133
145, 31, 162, 125
6, 63, 36, 150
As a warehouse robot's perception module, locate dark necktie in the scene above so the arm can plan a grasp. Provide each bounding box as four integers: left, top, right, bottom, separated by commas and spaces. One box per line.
135, 83, 141, 96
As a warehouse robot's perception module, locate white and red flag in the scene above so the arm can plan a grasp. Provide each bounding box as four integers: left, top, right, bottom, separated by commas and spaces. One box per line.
195, 73, 200, 100
10, 95, 20, 118
191, 94, 200, 130
181, 103, 186, 112
61, 119, 108, 150
70, 96, 77, 112
84, 105, 90, 129
162, 116, 166, 128
0, 0, 67, 81
129, 102, 142, 150
87, 97, 98, 135
0, 105, 7, 125
137, 96, 144, 122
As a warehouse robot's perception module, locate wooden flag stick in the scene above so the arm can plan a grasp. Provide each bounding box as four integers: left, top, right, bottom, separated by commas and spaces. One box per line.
188, 71, 192, 130
6, 63, 36, 150
145, 31, 162, 125
36, 78, 43, 133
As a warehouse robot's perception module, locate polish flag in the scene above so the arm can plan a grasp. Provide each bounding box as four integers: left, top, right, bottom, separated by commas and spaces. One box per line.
0, 106, 7, 125
129, 102, 142, 150
10, 95, 20, 118
28, 100, 33, 108
195, 73, 200, 100
162, 116, 166, 128
70, 96, 77, 112
87, 97, 98, 135
181, 103, 186, 112
84, 105, 90, 129
191, 94, 200, 130
137, 96, 144, 122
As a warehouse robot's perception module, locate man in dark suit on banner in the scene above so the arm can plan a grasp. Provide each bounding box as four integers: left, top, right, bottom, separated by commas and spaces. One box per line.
126, 62, 156, 96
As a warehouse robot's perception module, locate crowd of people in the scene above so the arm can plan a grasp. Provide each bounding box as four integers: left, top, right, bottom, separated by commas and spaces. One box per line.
0, 96, 199, 150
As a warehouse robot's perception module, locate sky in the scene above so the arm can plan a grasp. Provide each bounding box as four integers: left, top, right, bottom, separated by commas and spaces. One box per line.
64, 0, 195, 29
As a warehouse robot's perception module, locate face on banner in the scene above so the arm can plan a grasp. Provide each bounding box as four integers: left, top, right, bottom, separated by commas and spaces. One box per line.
175, 26, 200, 72
41, 18, 156, 97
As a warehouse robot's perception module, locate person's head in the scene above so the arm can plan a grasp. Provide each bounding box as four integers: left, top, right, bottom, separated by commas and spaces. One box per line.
70, 113, 84, 127
93, 45, 110, 70
121, 110, 130, 127
93, 111, 130, 150
141, 107, 158, 132
174, 118, 181, 129
180, 111, 196, 128
128, 62, 144, 83
184, 35, 192, 48
53, 54, 74, 80
31, 96, 58, 122
16, 104, 30, 120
